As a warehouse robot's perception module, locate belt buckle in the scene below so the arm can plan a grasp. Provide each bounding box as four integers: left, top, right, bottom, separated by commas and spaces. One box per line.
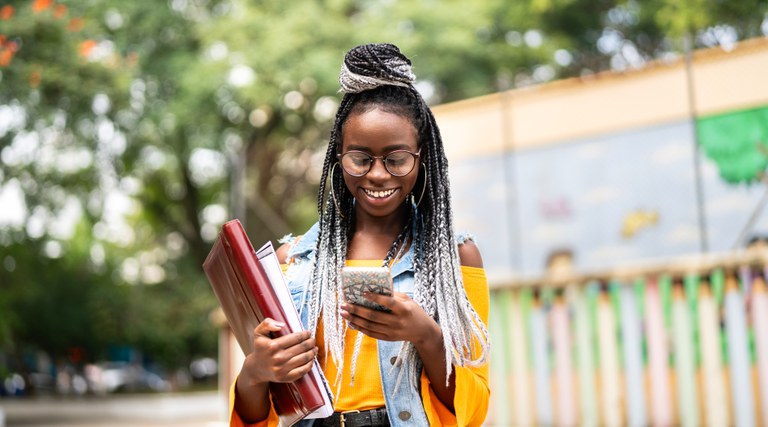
339, 410, 360, 427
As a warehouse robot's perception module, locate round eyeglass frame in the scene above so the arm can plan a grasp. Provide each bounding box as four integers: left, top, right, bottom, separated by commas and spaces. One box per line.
336, 149, 421, 177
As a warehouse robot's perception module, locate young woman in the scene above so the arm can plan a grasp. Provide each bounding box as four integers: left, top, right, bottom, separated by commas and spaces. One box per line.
231, 43, 490, 427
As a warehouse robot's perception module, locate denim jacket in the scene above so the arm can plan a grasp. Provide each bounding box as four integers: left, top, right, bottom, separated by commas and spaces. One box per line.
283, 222, 471, 427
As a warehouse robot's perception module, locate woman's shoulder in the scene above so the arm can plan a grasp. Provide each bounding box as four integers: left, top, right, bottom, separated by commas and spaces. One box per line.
276, 222, 320, 263
457, 239, 483, 269
455, 231, 483, 269
275, 242, 291, 264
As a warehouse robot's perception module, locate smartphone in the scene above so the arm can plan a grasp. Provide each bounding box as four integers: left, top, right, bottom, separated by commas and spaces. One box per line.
341, 266, 393, 311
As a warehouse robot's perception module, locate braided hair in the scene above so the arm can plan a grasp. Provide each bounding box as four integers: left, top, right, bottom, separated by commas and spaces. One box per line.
302, 43, 490, 391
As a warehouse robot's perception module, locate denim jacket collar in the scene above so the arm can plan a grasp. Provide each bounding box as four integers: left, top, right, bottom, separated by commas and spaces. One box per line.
286, 221, 415, 279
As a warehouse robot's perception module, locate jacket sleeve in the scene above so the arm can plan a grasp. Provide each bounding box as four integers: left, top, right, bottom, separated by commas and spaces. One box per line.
420, 266, 491, 426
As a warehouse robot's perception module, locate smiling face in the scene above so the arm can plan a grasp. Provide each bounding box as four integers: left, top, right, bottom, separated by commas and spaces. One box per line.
340, 108, 420, 221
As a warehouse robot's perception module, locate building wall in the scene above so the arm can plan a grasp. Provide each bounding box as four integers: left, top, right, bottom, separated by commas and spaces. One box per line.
434, 37, 768, 281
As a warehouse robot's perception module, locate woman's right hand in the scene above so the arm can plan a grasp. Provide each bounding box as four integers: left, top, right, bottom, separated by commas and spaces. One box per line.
244, 317, 318, 384
234, 318, 318, 422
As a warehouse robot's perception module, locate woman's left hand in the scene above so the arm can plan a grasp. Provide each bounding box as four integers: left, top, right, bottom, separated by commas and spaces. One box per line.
340, 291, 440, 345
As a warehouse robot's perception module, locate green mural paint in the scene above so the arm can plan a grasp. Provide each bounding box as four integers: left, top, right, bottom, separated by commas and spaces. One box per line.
697, 105, 768, 184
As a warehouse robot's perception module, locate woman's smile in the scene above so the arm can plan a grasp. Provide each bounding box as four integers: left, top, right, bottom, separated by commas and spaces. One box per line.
356, 186, 401, 213
362, 188, 398, 199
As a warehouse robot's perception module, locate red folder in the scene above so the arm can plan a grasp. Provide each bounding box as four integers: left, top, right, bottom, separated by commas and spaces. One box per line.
202, 219, 332, 426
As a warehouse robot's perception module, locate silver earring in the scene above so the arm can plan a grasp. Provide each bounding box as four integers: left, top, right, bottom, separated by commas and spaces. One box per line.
329, 163, 345, 218
414, 163, 427, 207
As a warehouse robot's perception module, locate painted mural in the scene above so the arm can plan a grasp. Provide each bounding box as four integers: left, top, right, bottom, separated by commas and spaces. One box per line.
450, 106, 768, 278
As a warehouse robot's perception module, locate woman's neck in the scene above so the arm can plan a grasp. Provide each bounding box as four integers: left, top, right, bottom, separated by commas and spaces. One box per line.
352, 204, 409, 236
347, 205, 410, 260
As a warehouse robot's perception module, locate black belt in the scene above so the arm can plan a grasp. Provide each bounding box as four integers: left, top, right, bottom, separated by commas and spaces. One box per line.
315, 408, 390, 427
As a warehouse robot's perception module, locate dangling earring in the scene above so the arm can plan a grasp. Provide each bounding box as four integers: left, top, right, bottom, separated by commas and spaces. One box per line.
414, 163, 427, 207
329, 162, 346, 218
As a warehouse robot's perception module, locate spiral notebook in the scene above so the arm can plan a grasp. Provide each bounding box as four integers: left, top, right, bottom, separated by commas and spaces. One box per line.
202, 219, 333, 426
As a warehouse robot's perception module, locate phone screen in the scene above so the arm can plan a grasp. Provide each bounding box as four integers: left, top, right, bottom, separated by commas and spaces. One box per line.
341, 266, 393, 311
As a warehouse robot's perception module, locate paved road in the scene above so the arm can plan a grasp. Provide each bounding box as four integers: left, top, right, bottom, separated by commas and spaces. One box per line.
0, 391, 228, 427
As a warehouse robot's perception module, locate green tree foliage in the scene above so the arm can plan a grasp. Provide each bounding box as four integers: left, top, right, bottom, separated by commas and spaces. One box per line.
1, 0, 766, 381
1, 0, 221, 373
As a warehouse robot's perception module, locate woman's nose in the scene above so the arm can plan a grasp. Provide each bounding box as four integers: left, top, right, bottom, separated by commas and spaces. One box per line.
367, 158, 390, 180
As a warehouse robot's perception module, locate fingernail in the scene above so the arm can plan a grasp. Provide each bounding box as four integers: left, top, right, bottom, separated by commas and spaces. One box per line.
271, 319, 285, 328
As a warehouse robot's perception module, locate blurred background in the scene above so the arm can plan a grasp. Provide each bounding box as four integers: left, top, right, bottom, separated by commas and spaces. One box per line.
1, 0, 767, 426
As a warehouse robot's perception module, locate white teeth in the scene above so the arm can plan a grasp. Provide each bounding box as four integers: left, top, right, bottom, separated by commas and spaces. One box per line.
364, 188, 396, 198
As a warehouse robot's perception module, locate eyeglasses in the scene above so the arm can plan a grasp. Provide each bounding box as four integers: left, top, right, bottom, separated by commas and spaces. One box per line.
337, 149, 421, 177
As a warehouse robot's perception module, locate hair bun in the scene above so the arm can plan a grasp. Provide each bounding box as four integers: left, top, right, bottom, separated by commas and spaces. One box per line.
339, 43, 415, 93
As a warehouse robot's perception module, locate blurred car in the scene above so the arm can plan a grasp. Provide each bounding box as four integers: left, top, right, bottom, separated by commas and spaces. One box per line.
88, 362, 169, 394
189, 357, 217, 382
1, 373, 25, 396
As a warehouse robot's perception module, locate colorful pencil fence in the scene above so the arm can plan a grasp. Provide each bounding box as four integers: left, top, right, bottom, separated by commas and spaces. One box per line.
486, 250, 768, 426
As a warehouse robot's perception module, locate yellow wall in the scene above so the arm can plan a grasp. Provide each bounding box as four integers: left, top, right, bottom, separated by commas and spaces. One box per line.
434, 37, 768, 160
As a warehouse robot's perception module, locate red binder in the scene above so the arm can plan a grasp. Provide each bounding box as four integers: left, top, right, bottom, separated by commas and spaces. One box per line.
202, 219, 332, 426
